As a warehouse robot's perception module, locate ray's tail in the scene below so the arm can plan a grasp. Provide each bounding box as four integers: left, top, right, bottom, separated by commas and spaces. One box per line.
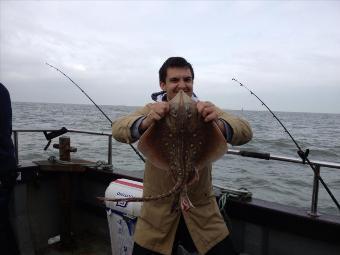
97, 177, 185, 203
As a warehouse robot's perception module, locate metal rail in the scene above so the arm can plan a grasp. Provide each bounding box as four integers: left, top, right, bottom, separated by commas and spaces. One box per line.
227, 149, 340, 169
13, 129, 113, 165
12, 129, 340, 216
227, 149, 340, 216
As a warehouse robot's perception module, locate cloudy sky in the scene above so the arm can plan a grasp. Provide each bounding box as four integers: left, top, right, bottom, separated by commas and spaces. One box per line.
1, 1, 339, 113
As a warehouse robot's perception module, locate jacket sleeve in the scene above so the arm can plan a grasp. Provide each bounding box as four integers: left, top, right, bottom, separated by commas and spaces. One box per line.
112, 105, 151, 144
217, 108, 253, 146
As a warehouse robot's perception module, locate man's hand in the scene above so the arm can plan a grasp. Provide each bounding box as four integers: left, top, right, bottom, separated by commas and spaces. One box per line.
197, 101, 225, 133
139, 102, 170, 132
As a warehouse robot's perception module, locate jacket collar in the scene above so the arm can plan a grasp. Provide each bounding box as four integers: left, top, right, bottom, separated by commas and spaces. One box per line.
151, 91, 198, 102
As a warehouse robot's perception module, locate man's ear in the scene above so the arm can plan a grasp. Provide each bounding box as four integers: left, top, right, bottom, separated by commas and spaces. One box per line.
160, 82, 166, 91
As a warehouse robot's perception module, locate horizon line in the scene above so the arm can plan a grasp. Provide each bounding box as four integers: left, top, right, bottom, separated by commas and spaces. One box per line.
12, 100, 340, 115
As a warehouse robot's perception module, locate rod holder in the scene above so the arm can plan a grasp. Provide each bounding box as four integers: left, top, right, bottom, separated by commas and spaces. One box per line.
308, 165, 320, 217
108, 135, 112, 165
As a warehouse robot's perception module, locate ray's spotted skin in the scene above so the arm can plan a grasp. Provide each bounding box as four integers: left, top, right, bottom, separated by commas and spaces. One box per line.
98, 90, 227, 211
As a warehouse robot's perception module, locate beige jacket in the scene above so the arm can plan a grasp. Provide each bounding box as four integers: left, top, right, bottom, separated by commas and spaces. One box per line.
112, 104, 252, 254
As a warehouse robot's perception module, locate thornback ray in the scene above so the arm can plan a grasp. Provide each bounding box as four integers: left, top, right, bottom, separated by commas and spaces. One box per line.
98, 90, 228, 211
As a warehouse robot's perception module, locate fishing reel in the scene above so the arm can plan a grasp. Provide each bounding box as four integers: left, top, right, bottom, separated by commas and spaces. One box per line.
297, 149, 310, 164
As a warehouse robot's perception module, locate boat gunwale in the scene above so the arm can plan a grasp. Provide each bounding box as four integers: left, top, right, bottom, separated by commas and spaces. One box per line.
15, 164, 340, 245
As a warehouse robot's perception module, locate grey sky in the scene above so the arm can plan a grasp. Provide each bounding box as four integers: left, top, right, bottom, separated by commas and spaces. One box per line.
1, 1, 339, 113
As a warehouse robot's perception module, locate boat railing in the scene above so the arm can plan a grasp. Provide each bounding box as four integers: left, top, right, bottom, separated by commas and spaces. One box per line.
12, 128, 340, 217
12, 128, 113, 165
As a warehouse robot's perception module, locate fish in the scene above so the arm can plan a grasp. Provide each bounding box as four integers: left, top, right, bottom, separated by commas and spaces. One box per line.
98, 90, 228, 211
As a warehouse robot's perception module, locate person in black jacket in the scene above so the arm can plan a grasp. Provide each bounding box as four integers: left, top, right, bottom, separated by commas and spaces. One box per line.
0, 83, 20, 255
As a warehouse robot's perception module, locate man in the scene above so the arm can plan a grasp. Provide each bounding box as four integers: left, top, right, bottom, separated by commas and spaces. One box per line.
112, 57, 252, 254
0, 83, 20, 255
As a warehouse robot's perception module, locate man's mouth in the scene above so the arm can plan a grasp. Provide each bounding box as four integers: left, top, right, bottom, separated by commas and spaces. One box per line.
175, 89, 190, 94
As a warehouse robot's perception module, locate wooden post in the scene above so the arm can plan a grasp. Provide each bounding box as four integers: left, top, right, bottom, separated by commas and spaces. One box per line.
59, 136, 71, 161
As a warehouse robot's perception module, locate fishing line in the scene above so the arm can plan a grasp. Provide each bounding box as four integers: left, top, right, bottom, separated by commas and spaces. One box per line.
46, 63, 145, 163
232, 78, 340, 211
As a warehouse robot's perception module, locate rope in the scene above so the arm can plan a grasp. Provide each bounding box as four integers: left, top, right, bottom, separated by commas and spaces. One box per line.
218, 193, 231, 210
217, 186, 252, 232
218, 187, 252, 210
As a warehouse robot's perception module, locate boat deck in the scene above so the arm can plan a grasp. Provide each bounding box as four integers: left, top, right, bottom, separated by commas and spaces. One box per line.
39, 232, 110, 255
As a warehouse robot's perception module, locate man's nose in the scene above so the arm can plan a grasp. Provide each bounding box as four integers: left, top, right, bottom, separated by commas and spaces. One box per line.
177, 80, 186, 89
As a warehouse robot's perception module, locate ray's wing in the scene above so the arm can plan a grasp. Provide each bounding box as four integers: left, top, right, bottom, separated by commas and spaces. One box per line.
193, 121, 228, 170
137, 120, 171, 170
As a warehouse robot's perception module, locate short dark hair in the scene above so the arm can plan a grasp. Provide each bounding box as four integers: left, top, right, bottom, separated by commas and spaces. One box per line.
159, 57, 194, 83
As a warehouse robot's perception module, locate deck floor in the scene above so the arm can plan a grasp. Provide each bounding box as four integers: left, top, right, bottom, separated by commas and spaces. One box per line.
40, 232, 111, 255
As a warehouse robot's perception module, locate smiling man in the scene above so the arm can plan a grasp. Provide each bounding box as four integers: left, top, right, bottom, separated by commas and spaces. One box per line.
112, 57, 252, 255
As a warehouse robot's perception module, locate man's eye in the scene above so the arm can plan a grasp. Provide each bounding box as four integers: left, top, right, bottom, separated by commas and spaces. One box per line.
184, 77, 192, 82
170, 78, 180, 83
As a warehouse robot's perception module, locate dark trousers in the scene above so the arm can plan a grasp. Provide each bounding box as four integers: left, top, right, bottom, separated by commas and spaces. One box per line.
132, 214, 237, 255
0, 171, 20, 255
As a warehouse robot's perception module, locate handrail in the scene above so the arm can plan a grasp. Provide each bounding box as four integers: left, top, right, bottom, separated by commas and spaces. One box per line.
12, 128, 340, 216
13, 129, 111, 136
227, 148, 340, 216
227, 149, 340, 169
12, 128, 113, 165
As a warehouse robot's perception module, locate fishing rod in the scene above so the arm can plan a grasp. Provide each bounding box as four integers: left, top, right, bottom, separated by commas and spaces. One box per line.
232, 78, 340, 212
46, 62, 145, 163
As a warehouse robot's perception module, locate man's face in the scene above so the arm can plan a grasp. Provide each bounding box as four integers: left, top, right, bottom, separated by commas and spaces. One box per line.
160, 67, 193, 101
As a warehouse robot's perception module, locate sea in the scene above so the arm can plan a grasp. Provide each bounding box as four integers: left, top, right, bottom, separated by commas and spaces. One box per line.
12, 102, 340, 216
